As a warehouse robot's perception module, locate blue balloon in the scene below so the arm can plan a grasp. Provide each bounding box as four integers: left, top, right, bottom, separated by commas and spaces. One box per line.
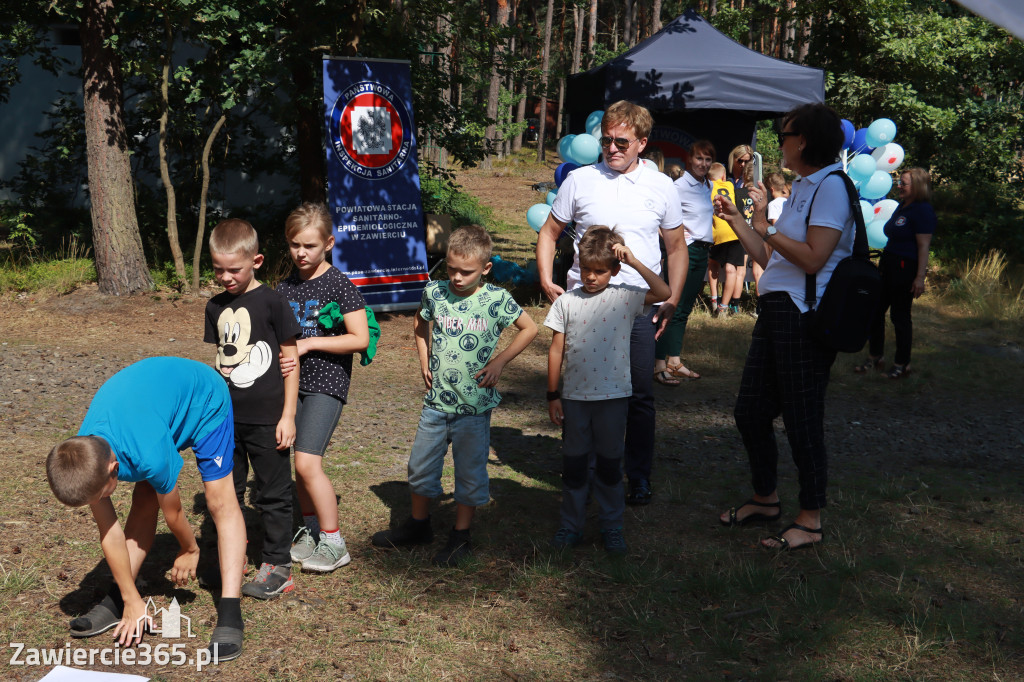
847, 153, 877, 182
527, 203, 552, 232
860, 170, 893, 200
866, 219, 888, 249
558, 135, 576, 163
859, 200, 874, 226
545, 190, 557, 206
570, 134, 601, 165
554, 162, 579, 187
840, 119, 855, 150
865, 118, 897, 148
851, 128, 875, 155
585, 110, 604, 134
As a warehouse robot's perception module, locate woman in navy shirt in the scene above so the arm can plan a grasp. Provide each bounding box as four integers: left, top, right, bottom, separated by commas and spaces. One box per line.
855, 167, 936, 379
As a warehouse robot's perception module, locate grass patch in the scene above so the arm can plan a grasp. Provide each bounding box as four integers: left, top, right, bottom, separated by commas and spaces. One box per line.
0, 237, 95, 294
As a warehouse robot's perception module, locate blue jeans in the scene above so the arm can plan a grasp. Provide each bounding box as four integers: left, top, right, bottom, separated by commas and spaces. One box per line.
407, 407, 492, 508
624, 307, 656, 482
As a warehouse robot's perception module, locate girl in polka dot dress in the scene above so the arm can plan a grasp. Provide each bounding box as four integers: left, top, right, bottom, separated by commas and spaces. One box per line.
276, 203, 369, 573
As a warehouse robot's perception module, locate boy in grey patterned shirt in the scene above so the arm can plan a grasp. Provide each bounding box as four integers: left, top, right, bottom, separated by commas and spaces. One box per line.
544, 226, 669, 553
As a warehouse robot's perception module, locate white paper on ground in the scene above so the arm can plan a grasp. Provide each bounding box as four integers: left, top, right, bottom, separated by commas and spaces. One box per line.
38, 666, 150, 682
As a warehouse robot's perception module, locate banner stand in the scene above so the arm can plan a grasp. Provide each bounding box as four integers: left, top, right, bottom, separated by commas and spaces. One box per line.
322, 57, 429, 312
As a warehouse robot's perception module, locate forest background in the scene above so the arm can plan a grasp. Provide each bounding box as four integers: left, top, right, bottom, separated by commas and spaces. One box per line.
0, 0, 1022, 294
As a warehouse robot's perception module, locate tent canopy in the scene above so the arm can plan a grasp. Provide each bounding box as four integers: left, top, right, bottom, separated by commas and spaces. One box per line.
566, 9, 825, 160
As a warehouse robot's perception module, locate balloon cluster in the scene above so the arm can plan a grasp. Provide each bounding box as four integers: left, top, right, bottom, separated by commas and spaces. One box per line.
526, 109, 607, 233
840, 117, 904, 249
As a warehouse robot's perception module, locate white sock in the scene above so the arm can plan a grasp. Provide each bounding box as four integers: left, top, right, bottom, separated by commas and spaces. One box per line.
303, 514, 320, 536
321, 529, 343, 546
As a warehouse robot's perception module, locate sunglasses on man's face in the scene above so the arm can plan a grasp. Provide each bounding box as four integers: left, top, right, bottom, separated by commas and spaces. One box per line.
599, 136, 637, 151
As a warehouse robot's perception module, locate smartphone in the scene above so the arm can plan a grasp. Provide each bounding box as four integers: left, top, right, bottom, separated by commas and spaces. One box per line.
751, 151, 763, 186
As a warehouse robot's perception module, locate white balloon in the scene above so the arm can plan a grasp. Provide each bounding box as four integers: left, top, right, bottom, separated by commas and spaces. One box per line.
871, 143, 905, 172
872, 199, 899, 225
859, 200, 874, 226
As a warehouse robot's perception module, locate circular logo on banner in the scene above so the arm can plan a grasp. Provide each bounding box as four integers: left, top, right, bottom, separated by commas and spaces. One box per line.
329, 81, 413, 180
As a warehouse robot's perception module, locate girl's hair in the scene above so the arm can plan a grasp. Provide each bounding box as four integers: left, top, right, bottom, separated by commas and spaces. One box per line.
665, 163, 684, 180
285, 202, 332, 242
902, 167, 932, 203
577, 225, 624, 268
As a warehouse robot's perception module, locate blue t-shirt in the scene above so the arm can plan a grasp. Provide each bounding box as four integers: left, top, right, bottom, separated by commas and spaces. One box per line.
883, 201, 936, 260
77, 357, 232, 494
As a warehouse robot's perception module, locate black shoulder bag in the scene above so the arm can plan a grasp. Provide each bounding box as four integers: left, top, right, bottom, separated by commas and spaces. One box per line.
804, 170, 882, 353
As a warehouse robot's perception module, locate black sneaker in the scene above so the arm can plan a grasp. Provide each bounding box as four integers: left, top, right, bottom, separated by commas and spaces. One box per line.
241, 563, 294, 600
432, 528, 472, 567
371, 516, 433, 548
626, 478, 652, 506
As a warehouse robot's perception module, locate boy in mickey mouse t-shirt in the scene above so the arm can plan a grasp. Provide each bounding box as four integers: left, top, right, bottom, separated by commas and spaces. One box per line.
371, 225, 537, 566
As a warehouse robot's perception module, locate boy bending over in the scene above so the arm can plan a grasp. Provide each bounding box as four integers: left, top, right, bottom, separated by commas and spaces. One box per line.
46, 357, 247, 660
372, 225, 538, 566
545, 226, 669, 553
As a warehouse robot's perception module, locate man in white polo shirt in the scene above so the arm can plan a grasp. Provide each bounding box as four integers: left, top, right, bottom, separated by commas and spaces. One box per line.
653, 140, 716, 382
536, 100, 687, 507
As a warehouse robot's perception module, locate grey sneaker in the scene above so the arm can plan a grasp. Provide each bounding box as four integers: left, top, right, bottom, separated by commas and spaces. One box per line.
551, 528, 583, 549
290, 527, 317, 563
601, 527, 628, 555
301, 533, 351, 573
241, 563, 294, 600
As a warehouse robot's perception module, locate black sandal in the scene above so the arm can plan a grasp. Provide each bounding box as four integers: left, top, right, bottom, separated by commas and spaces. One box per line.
887, 364, 911, 379
764, 522, 823, 551
720, 498, 782, 527
853, 356, 883, 374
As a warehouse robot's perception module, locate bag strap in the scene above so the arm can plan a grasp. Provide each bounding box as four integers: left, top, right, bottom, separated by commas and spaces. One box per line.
804, 169, 870, 309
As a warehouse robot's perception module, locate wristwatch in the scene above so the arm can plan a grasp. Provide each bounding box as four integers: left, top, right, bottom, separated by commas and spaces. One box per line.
546, 390, 561, 401
762, 225, 777, 241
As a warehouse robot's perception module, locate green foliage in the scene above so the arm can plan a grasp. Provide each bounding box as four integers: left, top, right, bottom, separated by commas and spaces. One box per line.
795, 0, 1024, 259
419, 172, 490, 227
0, 238, 95, 294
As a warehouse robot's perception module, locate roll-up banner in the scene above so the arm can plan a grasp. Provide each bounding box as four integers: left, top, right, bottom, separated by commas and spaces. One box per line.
323, 57, 429, 311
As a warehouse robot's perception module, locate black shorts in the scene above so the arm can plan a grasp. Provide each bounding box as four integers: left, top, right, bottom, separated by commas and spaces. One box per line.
709, 240, 746, 267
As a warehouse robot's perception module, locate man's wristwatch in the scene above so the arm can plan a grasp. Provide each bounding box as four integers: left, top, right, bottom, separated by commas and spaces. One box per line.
762, 225, 777, 241
546, 390, 561, 401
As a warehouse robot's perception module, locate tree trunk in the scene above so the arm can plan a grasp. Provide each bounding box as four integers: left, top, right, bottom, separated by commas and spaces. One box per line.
623, 0, 633, 48
651, 0, 662, 35
710, 0, 718, 17
80, 0, 152, 295
292, 60, 326, 203
157, 14, 187, 291
536, 0, 554, 162
484, 0, 511, 166
192, 114, 227, 292
587, 0, 597, 68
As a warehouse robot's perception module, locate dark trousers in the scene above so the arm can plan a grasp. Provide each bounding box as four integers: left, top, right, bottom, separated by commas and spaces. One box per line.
232, 423, 293, 566
733, 292, 837, 510
869, 251, 917, 366
560, 398, 628, 532
655, 241, 711, 359
624, 307, 657, 482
